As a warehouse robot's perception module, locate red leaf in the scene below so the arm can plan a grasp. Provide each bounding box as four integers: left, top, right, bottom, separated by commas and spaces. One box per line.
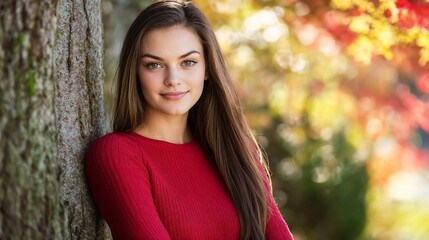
417, 72, 429, 94
397, 84, 429, 132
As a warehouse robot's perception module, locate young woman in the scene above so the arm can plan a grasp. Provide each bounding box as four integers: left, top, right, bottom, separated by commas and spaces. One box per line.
85, 1, 294, 239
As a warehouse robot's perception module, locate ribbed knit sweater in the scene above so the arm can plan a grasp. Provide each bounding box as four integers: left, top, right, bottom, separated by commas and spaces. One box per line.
85, 132, 293, 240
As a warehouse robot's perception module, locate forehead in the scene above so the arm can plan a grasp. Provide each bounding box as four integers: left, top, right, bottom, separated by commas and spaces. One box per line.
140, 25, 203, 55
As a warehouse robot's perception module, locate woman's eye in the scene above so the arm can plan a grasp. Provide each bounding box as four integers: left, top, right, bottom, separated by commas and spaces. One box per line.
182, 60, 197, 67
146, 63, 162, 69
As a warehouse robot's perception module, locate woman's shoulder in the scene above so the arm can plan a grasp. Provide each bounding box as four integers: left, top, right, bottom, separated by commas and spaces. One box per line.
86, 132, 142, 161
90, 132, 136, 147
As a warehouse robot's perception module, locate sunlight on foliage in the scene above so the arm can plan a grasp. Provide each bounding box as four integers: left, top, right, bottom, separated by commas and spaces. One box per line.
330, 0, 429, 65
307, 90, 356, 133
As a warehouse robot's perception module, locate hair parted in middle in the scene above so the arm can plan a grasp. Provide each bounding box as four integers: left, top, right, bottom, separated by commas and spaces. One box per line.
113, 1, 271, 239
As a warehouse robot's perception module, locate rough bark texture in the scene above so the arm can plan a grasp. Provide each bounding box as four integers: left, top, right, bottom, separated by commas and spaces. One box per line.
1, 0, 109, 239
0, 0, 68, 239
55, 0, 110, 239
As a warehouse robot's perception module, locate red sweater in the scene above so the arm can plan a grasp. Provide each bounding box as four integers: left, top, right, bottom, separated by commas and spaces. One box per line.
86, 132, 293, 240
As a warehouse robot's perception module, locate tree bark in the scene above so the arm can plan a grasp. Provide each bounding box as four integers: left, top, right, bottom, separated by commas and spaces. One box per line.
55, 0, 110, 239
0, 0, 109, 239
0, 0, 67, 239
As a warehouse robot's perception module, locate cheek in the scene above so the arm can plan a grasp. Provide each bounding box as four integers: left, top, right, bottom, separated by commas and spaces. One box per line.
188, 66, 207, 84
138, 71, 160, 91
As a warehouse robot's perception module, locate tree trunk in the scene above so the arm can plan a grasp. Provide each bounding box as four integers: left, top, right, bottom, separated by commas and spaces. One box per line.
55, 0, 110, 238
0, 0, 67, 239
0, 0, 109, 239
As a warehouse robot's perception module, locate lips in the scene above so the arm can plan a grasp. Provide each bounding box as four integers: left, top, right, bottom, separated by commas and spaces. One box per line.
160, 91, 189, 100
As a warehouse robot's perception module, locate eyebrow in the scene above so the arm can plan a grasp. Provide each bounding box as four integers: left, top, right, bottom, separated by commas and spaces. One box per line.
141, 50, 200, 60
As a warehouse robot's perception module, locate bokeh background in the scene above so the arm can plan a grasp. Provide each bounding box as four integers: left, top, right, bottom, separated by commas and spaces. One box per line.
101, 0, 429, 239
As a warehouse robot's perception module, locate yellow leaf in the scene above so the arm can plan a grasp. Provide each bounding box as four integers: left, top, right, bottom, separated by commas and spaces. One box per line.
330, 0, 355, 10
350, 15, 372, 33
419, 47, 429, 65
347, 36, 374, 64
416, 34, 429, 48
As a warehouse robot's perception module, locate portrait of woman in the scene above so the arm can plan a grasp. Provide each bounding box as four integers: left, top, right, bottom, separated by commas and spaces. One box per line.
85, 0, 294, 239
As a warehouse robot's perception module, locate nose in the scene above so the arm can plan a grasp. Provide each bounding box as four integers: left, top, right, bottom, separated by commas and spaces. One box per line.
164, 67, 181, 86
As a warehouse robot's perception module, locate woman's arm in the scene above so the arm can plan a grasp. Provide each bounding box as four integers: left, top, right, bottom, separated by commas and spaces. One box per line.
85, 134, 171, 240
265, 189, 294, 240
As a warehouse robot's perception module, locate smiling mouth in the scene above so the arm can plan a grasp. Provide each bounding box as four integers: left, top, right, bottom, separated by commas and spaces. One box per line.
160, 91, 189, 100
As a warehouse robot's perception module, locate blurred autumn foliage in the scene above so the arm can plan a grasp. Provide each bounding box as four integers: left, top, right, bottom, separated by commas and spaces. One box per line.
103, 0, 429, 239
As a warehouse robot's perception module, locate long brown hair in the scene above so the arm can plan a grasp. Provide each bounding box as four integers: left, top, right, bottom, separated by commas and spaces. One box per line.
113, 1, 269, 239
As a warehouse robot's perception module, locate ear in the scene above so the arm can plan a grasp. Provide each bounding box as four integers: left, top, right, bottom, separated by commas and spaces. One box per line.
204, 72, 208, 81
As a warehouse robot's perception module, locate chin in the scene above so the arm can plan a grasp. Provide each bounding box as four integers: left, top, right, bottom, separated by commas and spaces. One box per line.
163, 109, 190, 116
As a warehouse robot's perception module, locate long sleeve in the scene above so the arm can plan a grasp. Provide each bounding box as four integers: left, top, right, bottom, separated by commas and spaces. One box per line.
85, 134, 171, 240
265, 190, 294, 240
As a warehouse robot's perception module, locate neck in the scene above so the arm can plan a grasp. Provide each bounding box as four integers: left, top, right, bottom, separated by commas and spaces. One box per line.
135, 114, 192, 144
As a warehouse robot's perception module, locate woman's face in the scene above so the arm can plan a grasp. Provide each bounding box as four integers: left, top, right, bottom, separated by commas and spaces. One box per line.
137, 25, 207, 120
